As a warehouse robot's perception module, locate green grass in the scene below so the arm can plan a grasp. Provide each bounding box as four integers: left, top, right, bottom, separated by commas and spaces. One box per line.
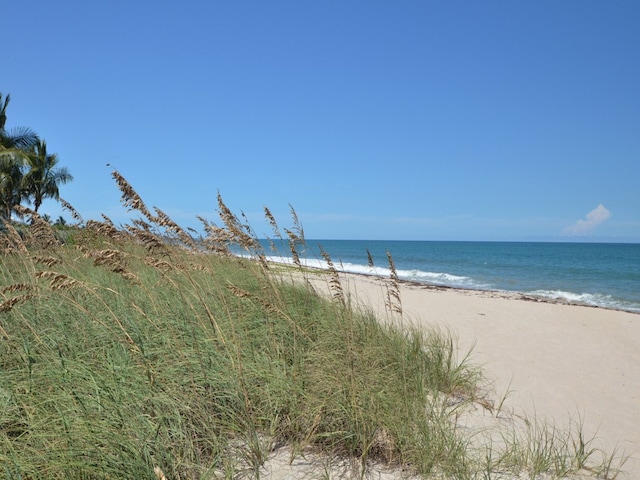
0, 172, 628, 479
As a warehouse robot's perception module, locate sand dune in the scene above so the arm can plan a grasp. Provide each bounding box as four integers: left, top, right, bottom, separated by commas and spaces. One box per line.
305, 272, 640, 478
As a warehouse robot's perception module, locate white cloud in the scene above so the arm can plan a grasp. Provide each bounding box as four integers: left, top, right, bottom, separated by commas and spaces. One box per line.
562, 204, 612, 236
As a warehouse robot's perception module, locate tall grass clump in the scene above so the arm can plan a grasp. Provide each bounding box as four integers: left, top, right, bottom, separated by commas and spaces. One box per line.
0, 170, 626, 479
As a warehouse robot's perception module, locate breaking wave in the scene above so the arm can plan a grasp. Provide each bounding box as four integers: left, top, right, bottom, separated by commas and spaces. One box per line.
528, 290, 640, 313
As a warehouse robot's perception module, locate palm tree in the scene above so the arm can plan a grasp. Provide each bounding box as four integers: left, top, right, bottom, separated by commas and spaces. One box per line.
1, 126, 39, 151
0, 92, 9, 131
1, 93, 72, 220
0, 92, 39, 220
0, 93, 38, 151
0, 155, 26, 220
22, 140, 73, 212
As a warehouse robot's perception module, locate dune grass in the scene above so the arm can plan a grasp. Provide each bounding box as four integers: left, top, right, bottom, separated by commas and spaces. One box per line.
0, 171, 627, 479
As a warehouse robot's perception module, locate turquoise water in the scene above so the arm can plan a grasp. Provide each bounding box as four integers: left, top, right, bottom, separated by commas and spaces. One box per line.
260, 240, 640, 314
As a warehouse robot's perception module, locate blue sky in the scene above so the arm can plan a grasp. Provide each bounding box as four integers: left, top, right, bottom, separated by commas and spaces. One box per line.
4, 1, 639, 241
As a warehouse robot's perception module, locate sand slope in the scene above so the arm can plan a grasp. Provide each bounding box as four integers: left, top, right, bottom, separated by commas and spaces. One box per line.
332, 273, 640, 478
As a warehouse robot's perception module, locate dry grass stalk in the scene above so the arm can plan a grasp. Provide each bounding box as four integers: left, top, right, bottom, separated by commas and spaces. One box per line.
143, 257, 174, 273
153, 207, 197, 250
288, 204, 305, 242
83, 248, 138, 281
256, 252, 269, 273
59, 197, 83, 225
86, 219, 126, 241
366, 248, 375, 269
32, 255, 61, 267
385, 251, 402, 315
35, 271, 79, 290
111, 168, 158, 223
217, 193, 258, 252
13, 205, 59, 249
282, 205, 306, 269
188, 262, 207, 272
319, 246, 345, 305
0, 294, 34, 313
198, 216, 232, 255
101, 214, 115, 226
285, 230, 302, 268
0, 219, 29, 255
1, 283, 35, 315
130, 218, 153, 231
89, 248, 121, 265
128, 228, 167, 254
263, 206, 282, 240
227, 284, 252, 299
2, 283, 33, 294
263, 207, 284, 255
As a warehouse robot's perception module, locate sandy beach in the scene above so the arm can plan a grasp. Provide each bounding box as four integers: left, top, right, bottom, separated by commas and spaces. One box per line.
300, 271, 640, 478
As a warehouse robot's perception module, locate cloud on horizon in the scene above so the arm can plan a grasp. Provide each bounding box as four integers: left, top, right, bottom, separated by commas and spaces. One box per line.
562, 204, 612, 236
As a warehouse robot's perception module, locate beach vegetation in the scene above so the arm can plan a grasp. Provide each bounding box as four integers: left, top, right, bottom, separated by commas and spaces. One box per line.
0, 170, 627, 479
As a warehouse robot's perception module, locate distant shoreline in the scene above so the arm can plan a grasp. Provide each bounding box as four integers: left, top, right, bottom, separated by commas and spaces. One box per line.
272, 257, 640, 315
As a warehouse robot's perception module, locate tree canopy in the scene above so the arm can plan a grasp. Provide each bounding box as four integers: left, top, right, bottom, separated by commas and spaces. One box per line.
0, 92, 72, 220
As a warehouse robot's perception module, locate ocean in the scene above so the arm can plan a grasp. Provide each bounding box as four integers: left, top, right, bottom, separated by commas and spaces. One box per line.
258, 240, 640, 314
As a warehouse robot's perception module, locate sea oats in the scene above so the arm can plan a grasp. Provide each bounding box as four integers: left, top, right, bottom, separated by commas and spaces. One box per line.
35, 271, 79, 290
59, 197, 83, 225
319, 245, 345, 305
131, 218, 152, 231
111, 168, 158, 223
264, 206, 282, 239
285, 230, 302, 268
31, 255, 61, 267
217, 193, 258, 252
86, 219, 124, 240
227, 284, 252, 299
0, 294, 34, 313
88, 249, 128, 272
1, 283, 33, 294
256, 252, 269, 271
385, 251, 402, 315
131, 229, 167, 254
366, 248, 375, 269
288, 204, 305, 242
13, 205, 59, 248
101, 214, 115, 226
0, 220, 28, 254
199, 218, 233, 254
153, 206, 197, 250
143, 258, 173, 272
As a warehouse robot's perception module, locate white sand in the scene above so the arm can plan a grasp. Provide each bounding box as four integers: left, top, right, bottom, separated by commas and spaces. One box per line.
330, 272, 640, 478
259, 270, 639, 478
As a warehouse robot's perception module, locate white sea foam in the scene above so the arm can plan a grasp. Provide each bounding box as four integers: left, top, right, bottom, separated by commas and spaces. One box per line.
529, 290, 640, 313
260, 254, 488, 290
397, 269, 490, 289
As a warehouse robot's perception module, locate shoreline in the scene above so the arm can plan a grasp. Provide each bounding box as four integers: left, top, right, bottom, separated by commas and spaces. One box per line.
296, 261, 640, 315
396, 276, 640, 315
259, 250, 640, 315
295, 266, 640, 478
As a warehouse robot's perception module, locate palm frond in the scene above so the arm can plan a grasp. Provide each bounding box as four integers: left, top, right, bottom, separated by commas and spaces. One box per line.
1, 127, 39, 150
